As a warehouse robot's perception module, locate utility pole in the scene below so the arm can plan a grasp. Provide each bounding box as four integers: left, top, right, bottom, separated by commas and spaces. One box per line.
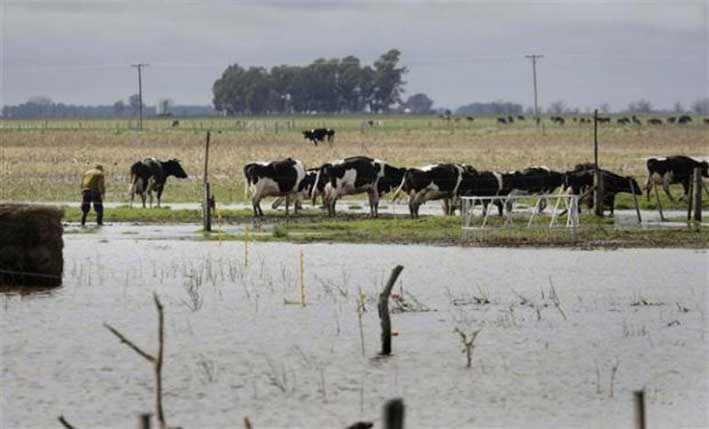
525, 54, 543, 125
130, 63, 149, 130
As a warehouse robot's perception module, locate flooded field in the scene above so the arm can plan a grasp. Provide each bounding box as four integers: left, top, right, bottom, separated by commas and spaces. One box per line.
2, 228, 707, 428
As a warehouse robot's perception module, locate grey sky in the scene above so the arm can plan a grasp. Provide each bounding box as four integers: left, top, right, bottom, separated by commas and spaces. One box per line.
1, 0, 707, 112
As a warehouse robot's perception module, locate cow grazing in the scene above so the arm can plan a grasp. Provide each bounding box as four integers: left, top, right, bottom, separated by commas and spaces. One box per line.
302, 128, 335, 146
564, 167, 642, 215
466, 116, 475, 122
244, 158, 306, 216
392, 163, 468, 218
507, 116, 515, 123
617, 117, 630, 125
313, 156, 393, 217
171, 120, 180, 128
517, 115, 526, 121
678, 115, 692, 124
550, 116, 565, 125
129, 158, 188, 208
667, 116, 677, 124
645, 156, 709, 202
457, 168, 505, 216
631, 115, 641, 125
497, 117, 508, 124
597, 117, 611, 123
647, 118, 663, 125
500, 166, 565, 211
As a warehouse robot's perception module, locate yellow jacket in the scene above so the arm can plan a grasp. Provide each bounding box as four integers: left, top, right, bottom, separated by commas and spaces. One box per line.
81, 167, 105, 195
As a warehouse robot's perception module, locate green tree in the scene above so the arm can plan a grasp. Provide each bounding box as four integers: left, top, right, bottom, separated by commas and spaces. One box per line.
403, 93, 434, 114
372, 49, 407, 112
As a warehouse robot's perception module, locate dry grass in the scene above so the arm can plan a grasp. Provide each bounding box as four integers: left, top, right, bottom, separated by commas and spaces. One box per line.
1, 116, 707, 203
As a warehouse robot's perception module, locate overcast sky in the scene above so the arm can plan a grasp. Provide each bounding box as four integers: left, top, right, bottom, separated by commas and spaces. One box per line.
1, 0, 707, 112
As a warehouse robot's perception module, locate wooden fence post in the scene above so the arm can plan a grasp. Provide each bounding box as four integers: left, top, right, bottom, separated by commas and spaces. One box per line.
629, 179, 642, 223
593, 109, 604, 217
633, 390, 646, 429
379, 265, 404, 356
139, 413, 152, 429
693, 167, 703, 223
203, 131, 212, 232
383, 398, 405, 429
654, 185, 666, 222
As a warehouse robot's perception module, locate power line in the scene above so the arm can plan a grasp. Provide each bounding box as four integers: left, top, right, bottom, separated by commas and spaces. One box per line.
525, 54, 544, 125
130, 63, 149, 130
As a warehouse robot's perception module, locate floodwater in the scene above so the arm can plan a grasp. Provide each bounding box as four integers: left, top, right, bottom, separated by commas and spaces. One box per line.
1, 227, 707, 428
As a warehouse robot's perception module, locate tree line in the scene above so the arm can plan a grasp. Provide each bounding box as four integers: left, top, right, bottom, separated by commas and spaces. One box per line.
212, 49, 408, 115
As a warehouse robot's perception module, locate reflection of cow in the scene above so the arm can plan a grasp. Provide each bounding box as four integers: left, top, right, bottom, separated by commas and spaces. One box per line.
129, 158, 188, 208
645, 156, 709, 201
564, 166, 642, 215
244, 158, 306, 216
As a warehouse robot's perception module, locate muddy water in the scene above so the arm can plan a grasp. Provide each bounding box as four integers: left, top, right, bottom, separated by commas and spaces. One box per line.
2, 230, 707, 428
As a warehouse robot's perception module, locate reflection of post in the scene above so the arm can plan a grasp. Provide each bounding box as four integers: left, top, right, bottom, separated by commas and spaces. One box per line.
203, 131, 211, 231
383, 398, 405, 429
693, 167, 703, 223
687, 175, 694, 223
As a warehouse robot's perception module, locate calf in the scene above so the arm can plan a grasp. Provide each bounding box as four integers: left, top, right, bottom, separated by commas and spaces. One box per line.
564, 167, 642, 215
645, 156, 709, 201
303, 128, 335, 146
129, 158, 188, 208
244, 158, 306, 216
392, 163, 466, 218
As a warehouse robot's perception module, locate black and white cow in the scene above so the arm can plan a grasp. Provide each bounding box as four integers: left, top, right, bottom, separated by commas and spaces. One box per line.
564, 167, 642, 215
458, 168, 506, 216
129, 158, 188, 208
645, 156, 709, 201
243, 158, 306, 216
271, 167, 324, 211
392, 163, 468, 218
303, 128, 335, 146
313, 156, 397, 217
677, 115, 692, 124
500, 166, 565, 212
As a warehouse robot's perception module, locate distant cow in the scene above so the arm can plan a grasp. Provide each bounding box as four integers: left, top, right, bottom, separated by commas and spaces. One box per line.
313, 156, 396, 217
303, 128, 335, 146
507, 116, 515, 123
550, 116, 565, 125
244, 158, 306, 216
497, 117, 508, 124
129, 158, 188, 208
677, 115, 692, 124
564, 167, 642, 215
617, 117, 630, 125
392, 163, 468, 218
645, 156, 709, 202
631, 115, 642, 125
667, 116, 677, 124
647, 118, 663, 125
517, 115, 526, 121
704, 118, 709, 124
465, 116, 475, 122
171, 120, 180, 128
597, 117, 611, 123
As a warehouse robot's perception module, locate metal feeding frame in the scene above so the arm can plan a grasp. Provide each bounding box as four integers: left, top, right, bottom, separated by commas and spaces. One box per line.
461, 192, 580, 239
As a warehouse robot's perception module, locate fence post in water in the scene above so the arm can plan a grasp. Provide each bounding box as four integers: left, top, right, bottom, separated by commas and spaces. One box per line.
629, 179, 642, 224
693, 167, 703, 223
139, 413, 152, 429
383, 398, 405, 429
379, 265, 404, 356
633, 390, 646, 429
203, 131, 212, 232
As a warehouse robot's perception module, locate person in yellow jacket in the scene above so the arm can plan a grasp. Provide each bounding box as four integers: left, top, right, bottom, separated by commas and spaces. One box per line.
80, 164, 105, 226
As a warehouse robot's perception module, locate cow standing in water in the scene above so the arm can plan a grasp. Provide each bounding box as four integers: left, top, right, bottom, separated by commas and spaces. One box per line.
129, 158, 188, 208
644, 156, 709, 202
244, 158, 306, 216
564, 166, 642, 215
392, 163, 468, 218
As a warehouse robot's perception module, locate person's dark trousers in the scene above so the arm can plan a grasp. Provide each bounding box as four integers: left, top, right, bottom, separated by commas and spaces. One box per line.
81, 190, 104, 226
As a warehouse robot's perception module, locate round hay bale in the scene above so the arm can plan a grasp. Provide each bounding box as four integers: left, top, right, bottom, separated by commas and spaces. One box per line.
0, 204, 64, 287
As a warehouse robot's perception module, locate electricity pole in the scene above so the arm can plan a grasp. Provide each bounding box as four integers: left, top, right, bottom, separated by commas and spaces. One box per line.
525, 54, 543, 125
130, 63, 149, 130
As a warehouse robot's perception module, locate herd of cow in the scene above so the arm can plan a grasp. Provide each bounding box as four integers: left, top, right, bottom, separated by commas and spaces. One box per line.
126, 155, 707, 218
241, 155, 708, 218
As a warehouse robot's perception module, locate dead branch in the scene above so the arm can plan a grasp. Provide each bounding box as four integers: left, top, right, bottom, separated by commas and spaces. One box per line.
379, 265, 404, 356
454, 327, 482, 368
58, 415, 78, 429
104, 292, 167, 429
